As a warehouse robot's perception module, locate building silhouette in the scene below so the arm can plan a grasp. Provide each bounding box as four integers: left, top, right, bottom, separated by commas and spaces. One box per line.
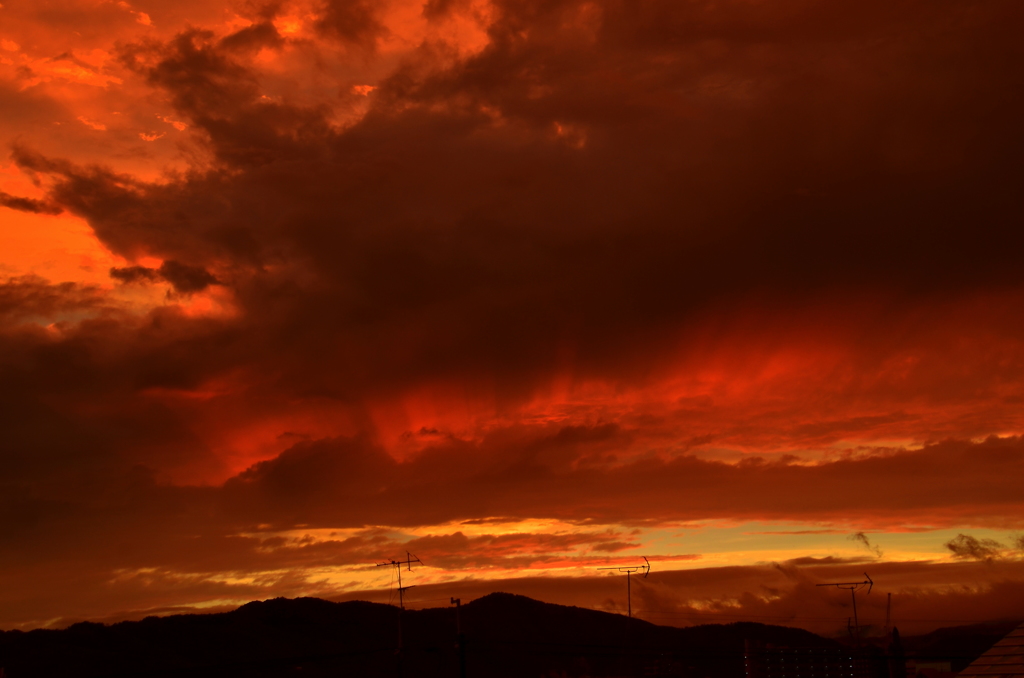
957, 623, 1024, 678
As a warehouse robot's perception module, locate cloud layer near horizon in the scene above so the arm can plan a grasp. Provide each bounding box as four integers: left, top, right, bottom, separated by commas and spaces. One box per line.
2, 0, 1024, 630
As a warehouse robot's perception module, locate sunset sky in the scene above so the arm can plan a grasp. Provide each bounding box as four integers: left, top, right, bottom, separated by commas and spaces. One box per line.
2, 0, 1024, 635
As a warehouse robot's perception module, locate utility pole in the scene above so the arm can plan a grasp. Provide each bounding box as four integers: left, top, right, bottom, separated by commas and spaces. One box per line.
817, 573, 873, 647
598, 556, 650, 618
451, 597, 467, 678
377, 552, 422, 678
599, 558, 651, 678
884, 592, 892, 637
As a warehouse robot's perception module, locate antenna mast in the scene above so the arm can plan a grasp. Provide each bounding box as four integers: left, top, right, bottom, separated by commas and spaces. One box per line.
598, 556, 651, 618
377, 551, 423, 610
816, 572, 873, 647
884, 592, 891, 637
376, 551, 423, 678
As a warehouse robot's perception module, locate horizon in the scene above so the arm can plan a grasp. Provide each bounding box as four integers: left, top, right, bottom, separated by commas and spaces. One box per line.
7, 589, 1021, 678
2, 0, 1024, 637
26, 586, 1024, 639
23, 558, 1024, 639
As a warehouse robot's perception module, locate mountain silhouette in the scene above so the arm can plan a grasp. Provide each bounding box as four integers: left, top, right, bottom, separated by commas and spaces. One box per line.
0, 592, 939, 677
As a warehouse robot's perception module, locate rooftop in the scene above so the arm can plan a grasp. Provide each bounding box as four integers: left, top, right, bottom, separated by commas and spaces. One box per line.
959, 624, 1024, 678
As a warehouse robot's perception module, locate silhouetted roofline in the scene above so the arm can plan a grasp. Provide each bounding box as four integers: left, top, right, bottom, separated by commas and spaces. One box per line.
958, 623, 1024, 677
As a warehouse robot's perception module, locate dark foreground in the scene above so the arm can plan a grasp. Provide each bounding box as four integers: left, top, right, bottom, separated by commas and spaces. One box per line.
0, 593, 1018, 677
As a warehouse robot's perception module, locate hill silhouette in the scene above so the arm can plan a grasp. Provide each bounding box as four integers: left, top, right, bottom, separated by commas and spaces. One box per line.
0, 593, 986, 678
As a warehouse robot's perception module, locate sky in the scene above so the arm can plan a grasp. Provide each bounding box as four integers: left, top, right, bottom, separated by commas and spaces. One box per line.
1, 0, 1024, 635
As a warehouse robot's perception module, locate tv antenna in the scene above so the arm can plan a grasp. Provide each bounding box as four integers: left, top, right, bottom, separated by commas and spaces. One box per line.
598, 556, 650, 618
376, 552, 422, 678
817, 572, 872, 646
377, 551, 422, 610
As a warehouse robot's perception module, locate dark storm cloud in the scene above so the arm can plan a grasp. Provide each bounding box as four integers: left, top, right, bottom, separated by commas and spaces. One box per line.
0, 292, 237, 499
2, 0, 1021, 507
15, 0, 1022, 404
4, 0, 1024, 630
109, 265, 161, 284
157, 260, 221, 293
9, 146, 227, 262
422, 0, 470, 22
218, 21, 285, 53
0, 190, 63, 215
314, 0, 388, 47
0, 276, 105, 322
110, 261, 221, 294
222, 431, 1024, 529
